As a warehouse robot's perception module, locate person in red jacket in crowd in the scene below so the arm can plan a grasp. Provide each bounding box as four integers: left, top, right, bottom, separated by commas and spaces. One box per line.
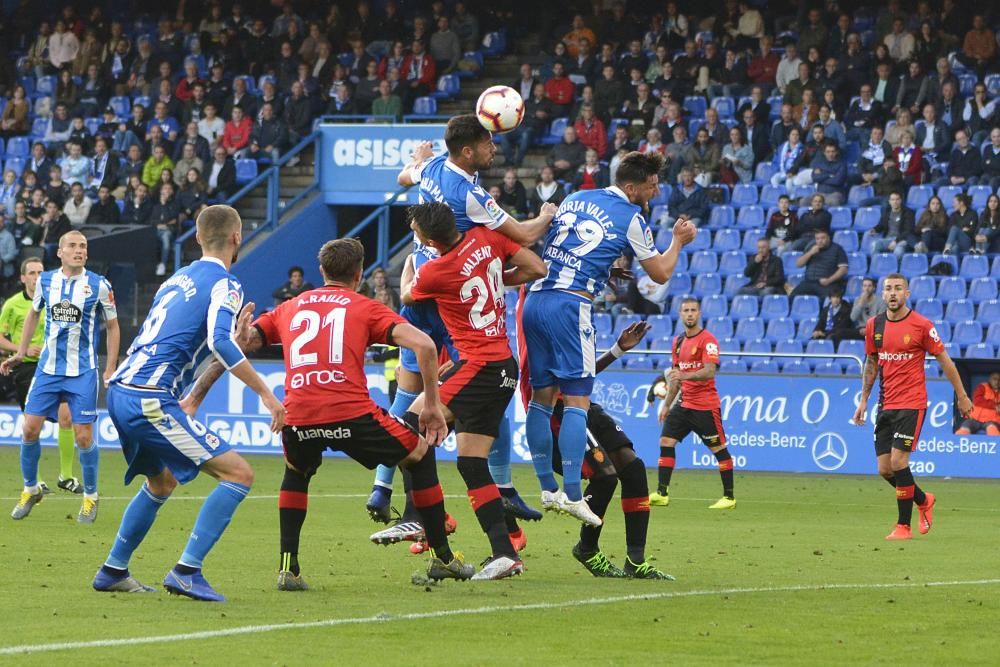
175, 59, 205, 103
400, 39, 437, 112
747, 36, 780, 85
222, 107, 253, 158
956, 372, 1000, 436
573, 103, 607, 159
893, 129, 924, 185
545, 62, 576, 118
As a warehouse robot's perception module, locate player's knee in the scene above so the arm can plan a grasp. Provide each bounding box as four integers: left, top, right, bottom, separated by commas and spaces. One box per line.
609, 446, 637, 472
225, 458, 255, 487
147, 474, 177, 497
22, 416, 43, 441
617, 457, 648, 493
955, 427, 971, 435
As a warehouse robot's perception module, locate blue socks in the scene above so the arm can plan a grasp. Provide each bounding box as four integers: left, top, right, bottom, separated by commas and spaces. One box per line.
106, 483, 168, 570
525, 402, 558, 492
20, 440, 40, 489
179, 481, 250, 569
78, 443, 99, 495
375, 388, 421, 489
488, 416, 513, 486
558, 406, 588, 502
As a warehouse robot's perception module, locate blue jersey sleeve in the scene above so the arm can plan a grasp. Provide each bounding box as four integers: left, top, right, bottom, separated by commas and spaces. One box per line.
626, 212, 658, 262
206, 276, 247, 369
463, 184, 509, 230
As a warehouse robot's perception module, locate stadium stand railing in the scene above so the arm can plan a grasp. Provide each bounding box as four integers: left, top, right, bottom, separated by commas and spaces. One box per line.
339, 186, 413, 277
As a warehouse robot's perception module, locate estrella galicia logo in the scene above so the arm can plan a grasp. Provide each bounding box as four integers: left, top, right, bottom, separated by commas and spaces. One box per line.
812, 432, 848, 471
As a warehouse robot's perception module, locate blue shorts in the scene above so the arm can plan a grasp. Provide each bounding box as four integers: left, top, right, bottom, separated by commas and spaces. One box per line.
107, 383, 232, 485
522, 289, 596, 395
398, 301, 458, 373
24, 368, 99, 424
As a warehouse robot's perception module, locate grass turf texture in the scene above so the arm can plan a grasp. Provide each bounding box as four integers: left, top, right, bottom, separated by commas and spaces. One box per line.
1, 446, 998, 665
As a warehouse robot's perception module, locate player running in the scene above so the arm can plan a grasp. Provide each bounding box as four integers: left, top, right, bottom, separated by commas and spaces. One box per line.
91, 205, 285, 601
400, 202, 546, 579
649, 297, 735, 509
852, 273, 972, 540
3, 232, 120, 523
367, 115, 555, 537
522, 152, 695, 524
0, 258, 80, 495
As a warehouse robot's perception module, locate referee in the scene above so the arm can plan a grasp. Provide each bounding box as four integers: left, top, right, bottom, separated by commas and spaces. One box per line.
0, 258, 80, 493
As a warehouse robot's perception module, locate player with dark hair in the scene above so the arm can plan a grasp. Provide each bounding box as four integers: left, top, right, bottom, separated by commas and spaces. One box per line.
400, 202, 546, 579
650, 297, 734, 509
852, 273, 972, 540
522, 151, 696, 525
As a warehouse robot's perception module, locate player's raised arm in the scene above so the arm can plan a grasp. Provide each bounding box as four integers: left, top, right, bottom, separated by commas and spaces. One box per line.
502, 246, 546, 287
389, 322, 447, 445
638, 216, 696, 284
397, 141, 435, 187
494, 202, 558, 246
596, 321, 651, 374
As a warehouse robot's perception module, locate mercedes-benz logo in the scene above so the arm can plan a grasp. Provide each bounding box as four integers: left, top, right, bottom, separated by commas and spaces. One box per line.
812, 432, 848, 471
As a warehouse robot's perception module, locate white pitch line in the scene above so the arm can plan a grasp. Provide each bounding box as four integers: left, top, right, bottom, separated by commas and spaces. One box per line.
1, 578, 998, 656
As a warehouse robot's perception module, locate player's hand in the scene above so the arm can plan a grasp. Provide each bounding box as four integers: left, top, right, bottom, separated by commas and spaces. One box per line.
851, 404, 867, 426
411, 140, 434, 163
658, 400, 669, 424
0, 353, 23, 375
617, 321, 651, 352
538, 202, 558, 221
178, 394, 199, 417
672, 217, 697, 246
103, 367, 115, 388
26, 345, 41, 357
609, 265, 635, 282
668, 368, 685, 382
419, 403, 448, 446
263, 394, 286, 433
437, 359, 454, 379
235, 302, 257, 349
957, 394, 973, 419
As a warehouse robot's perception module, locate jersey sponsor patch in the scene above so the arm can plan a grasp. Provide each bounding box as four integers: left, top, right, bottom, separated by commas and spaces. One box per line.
706, 342, 719, 356
928, 327, 940, 342
484, 197, 503, 220
50, 300, 83, 324
82, 284, 93, 297
644, 225, 654, 249
223, 289, 241, 312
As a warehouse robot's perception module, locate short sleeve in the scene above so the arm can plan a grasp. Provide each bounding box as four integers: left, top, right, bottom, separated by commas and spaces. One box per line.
923, 319, 945, 355
368, 300, 407, 346
703, 335, 721, 365
98, 277, 118, 321
864, 317, 875, 355
835, 245, 848, 266
409, 263, 436, 302
31, 277, 45, 312
410, 158, 427, 183
253, 306, 281, 346
0, 303, 11, 336
217, 277, 243, 315
626, 212, 657, 262
464, 185, 510, 230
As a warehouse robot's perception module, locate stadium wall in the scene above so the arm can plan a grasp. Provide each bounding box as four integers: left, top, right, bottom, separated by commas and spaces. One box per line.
0, 364, 996, 479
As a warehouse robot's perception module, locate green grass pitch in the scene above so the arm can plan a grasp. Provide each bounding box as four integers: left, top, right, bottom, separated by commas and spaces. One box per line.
1, 446, 998, 665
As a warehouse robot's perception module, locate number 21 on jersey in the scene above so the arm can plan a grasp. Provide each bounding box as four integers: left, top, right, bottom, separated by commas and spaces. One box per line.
289, 307, 347, 368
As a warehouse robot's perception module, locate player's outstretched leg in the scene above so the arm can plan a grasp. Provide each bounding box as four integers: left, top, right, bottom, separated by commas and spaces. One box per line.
525, 401, 560, 504
572, 473, 625, 578
650, 442, 675, 506
12, 434, 44, 520
492, 416, 543, 522
76, 434, 100, 523
708, 447, 736, 510
93, 476, 174, 593
163, 452, 253, 602
617, 455, 674, 580
406, 447, 473, 581
370, 467, 428, 545
277, 464, 312, 591
554, 405, 603, 526
456, 454, 523, 580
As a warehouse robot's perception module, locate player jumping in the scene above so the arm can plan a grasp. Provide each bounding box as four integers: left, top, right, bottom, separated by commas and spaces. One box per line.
3, 232, 120, 523
92, 205, 285, 600
852, 273, 972, 540
522, 152, 695, 524
401, 202, 546, 579
650, 297, 735, 509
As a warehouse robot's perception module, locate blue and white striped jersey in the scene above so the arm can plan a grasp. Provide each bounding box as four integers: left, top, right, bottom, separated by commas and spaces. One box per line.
32, 269, 117, 377
530, 186, 658, 297
413, 154, 510, 233
111, 257, 247, 395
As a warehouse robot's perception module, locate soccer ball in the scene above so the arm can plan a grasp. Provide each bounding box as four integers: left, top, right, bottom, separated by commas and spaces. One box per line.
476, 85, 525, 134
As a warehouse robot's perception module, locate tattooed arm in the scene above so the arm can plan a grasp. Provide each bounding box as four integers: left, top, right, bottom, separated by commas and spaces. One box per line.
851, 353, 878, 426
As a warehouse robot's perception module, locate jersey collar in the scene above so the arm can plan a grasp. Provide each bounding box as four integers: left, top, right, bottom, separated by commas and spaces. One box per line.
607, 185, 628, 201
444, 158, 476, 183
197, 256, 228, 270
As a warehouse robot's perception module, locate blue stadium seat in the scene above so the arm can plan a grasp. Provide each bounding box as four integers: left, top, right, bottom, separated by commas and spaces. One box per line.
741, 228, 765, 253
829, 206, 852, 230
906, 184, 934, 210
845, 275, 864, 299
767, 95, 783, 118
649, 335, 673, 351
667, 272, 691, 295
923, 362, 941, 378
708, 185, 731, 205
853, 206, 880, 231
30, 117, 48, 138
758, 294, 787, 321
790, 295, 820, 322
774, 339, 803, 357
793, 184, 817, 200
796, 317, 818, 342
707, 205, 735, 229
915, 297, 943, 321
481, 31, 506, 56
937, 276, 967, 300
958, 72, 977, 96
234, 159, 257, 184
133, 95, 151, 109
593, 312, 613, 335
650, 183, 671, 206
730, 295, 759, 319
626, 355, 655, 370
691, 231, 714, 253
966, 342, 995, 358
814, 360, 842, 376
84, 117, 100, 135
847, 185, 874, 208
673, 252, 689, 272
945, 299, 975, 323
35, 75, 56, 95
412, 96, 437, 115
847, 252, 868, 276
4, 158, 25, 177
930, 254, 958, 275
701, 294, 729, 320
743, 339, 772, 366
683, 96, 707, 118
596, 333, 615, 352
782, 358, 811, 374
960, 254, 989, 280
689, 250, 717, 274
782, 251, 804, 275
718, 251, 746, 276
936, 185, 963, 206
706, 316, 734, 339
837, 339, 866, 365
805, 339, 835, 367
721, 358, 748, 373
750, 359, 780, 374
993, 257, 1000, 279
986, 322, 1000, 346
235, 74, 257, 94
953, 320, 984, 347
4, 136, 29, 159
909, 275, 935, 301
724, 274, 750, 296
731, 184, 759, 207
760, 185, 786, 208
978, 299, 1000, 324
833, 230, 858, 252
112, 96, 132, 118
987, 74, 1000, 96
431, 74, 461, 100
693, 273, 722, 297
612, 313, 642, 336
842, 359, 862, 375
711, 96, 735, 119
869, 252, 898, 278
734, 317, 765, 342
968, 278, 998, 304
736, 205, 764, 228
969, 184, 992, 210
753, 162, 774, 186
899, 253, 928, 278
713, 227, 741, 251
540, 117, 568, 145
766, 317, 795, 341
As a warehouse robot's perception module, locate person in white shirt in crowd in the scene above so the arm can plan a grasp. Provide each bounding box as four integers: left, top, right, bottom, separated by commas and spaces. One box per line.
62, 183, 92, 227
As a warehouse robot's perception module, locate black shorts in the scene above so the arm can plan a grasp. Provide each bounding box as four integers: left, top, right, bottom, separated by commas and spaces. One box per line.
551, 403, 631, 480
439, 356, 518, 437
874, 408, 926, 456
282, 407, 419, 475
959, 418, 1000, 434
661, 405, 727, 448
13, 362, 36, 411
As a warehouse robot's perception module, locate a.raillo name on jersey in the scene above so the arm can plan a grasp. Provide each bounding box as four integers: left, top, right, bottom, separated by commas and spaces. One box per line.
50, 300, 82, 323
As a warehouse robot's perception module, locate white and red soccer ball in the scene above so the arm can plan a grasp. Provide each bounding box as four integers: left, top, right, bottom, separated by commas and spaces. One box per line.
475, 85, 525, 133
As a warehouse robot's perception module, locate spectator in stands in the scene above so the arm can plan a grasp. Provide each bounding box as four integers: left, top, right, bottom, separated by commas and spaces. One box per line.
204, 63, 231, 109
720, 127, 753, 185
497, 169, 528, 217
0, 170, 16, 217
562, 15, 597, 58
594, 65, 626, 124
452, 2, 480, 52
117, 144, 144, 192
812, 287, 860, 343
12, 201, 40, 248
895, 61, 929, 117
61, 141, 91, 187
175, 59, 204, 104
610, 124, 635, 155
727, 1, 764, 52
573, 149, 610, 192
599, 256, 633, 316
859, 126, 893, 186
958, 15, 997, 78
63, 182, 91, 227
400, 39, 436, 112
662, 167, 708, 230
222, 107, 252, 158
955, 372, 1000, 436
807, 143, 847, 206
369, 267, 400, 312
249, 102, 287, 163
66, 115, 92, 155
256, 80, 284, 121
747, 36, 779, 87
663, 125, 689, 183
178, 168, 208, 225
86, 185, 120, 226
914, 195, 949, 253
173, 121, 211, 165
273, 265, 314, 304
916, 104, 949, 158
770, 126, 804, 188
867, 191, 917, 257
528, 165, 565, 214
870, 62, 899, 110
766, 194, 798, 251
943, 193, 977, 255
142, 144, 173, 189
845, 84, 883, 145
640, 127, 668, 157
512, 63, 538, 103
684, 128, 720, 187
885, 109, 915, 148
936, 82, 963, 139
776, 44, 802, 96
44, 165, 70, 208
173, 142, 204, 187
739, 107, 770, 168
430, 16, 461, 74
791, 229, 848, 298
785, 125, 827, 190
914, 23, 945, 73
197, 103, 226, 152
353, 61, 380, 114
675, 39, 708, 94
326, 84, 357, 116
276, 41, 301, 91
283, 81, 313, 144
884, 17, 915, 63
770, 104, 799, 155
244, 19, 275, 77
43, 103, 73, 154
707, 48, 748, 100
964, 85, 998, 148
740, 238, 786, 296
371, 80, 402, 122
975, 194, 1000, 254
546, 125, 586, 180
894, 129, 925, 185
128, 36, 155, 96
26, 143, 54, 182
87, 135, 117, 193
48, 20, 80, 73
291, 62, 319, 101
851, 278, 887, 333
26, 189, 46, 225
77, 63, 106, 118
147, 101, 180, 143
154, 78, 182, 122
544, 62, 575, 119
224, 77, 258, 121
124, 103, 148, 145
206, 146, 236, 202
150, 180, 181, 275
939, 129, 983, 187
573, 104, 607, 160
40, 200, 72, 259
0, 214, 15, 282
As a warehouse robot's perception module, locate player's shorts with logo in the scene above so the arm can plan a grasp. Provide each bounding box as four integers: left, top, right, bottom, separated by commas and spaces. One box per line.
522, 289, 596, 395
552, 402, 631, 479
24, 368, 99, 423
398, 302, 459, 374
282, 406, 419, 474
661, 405, 727, 447
874, 408, 925, 455
439, 356, 518, 437
107, 383, 232, 485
